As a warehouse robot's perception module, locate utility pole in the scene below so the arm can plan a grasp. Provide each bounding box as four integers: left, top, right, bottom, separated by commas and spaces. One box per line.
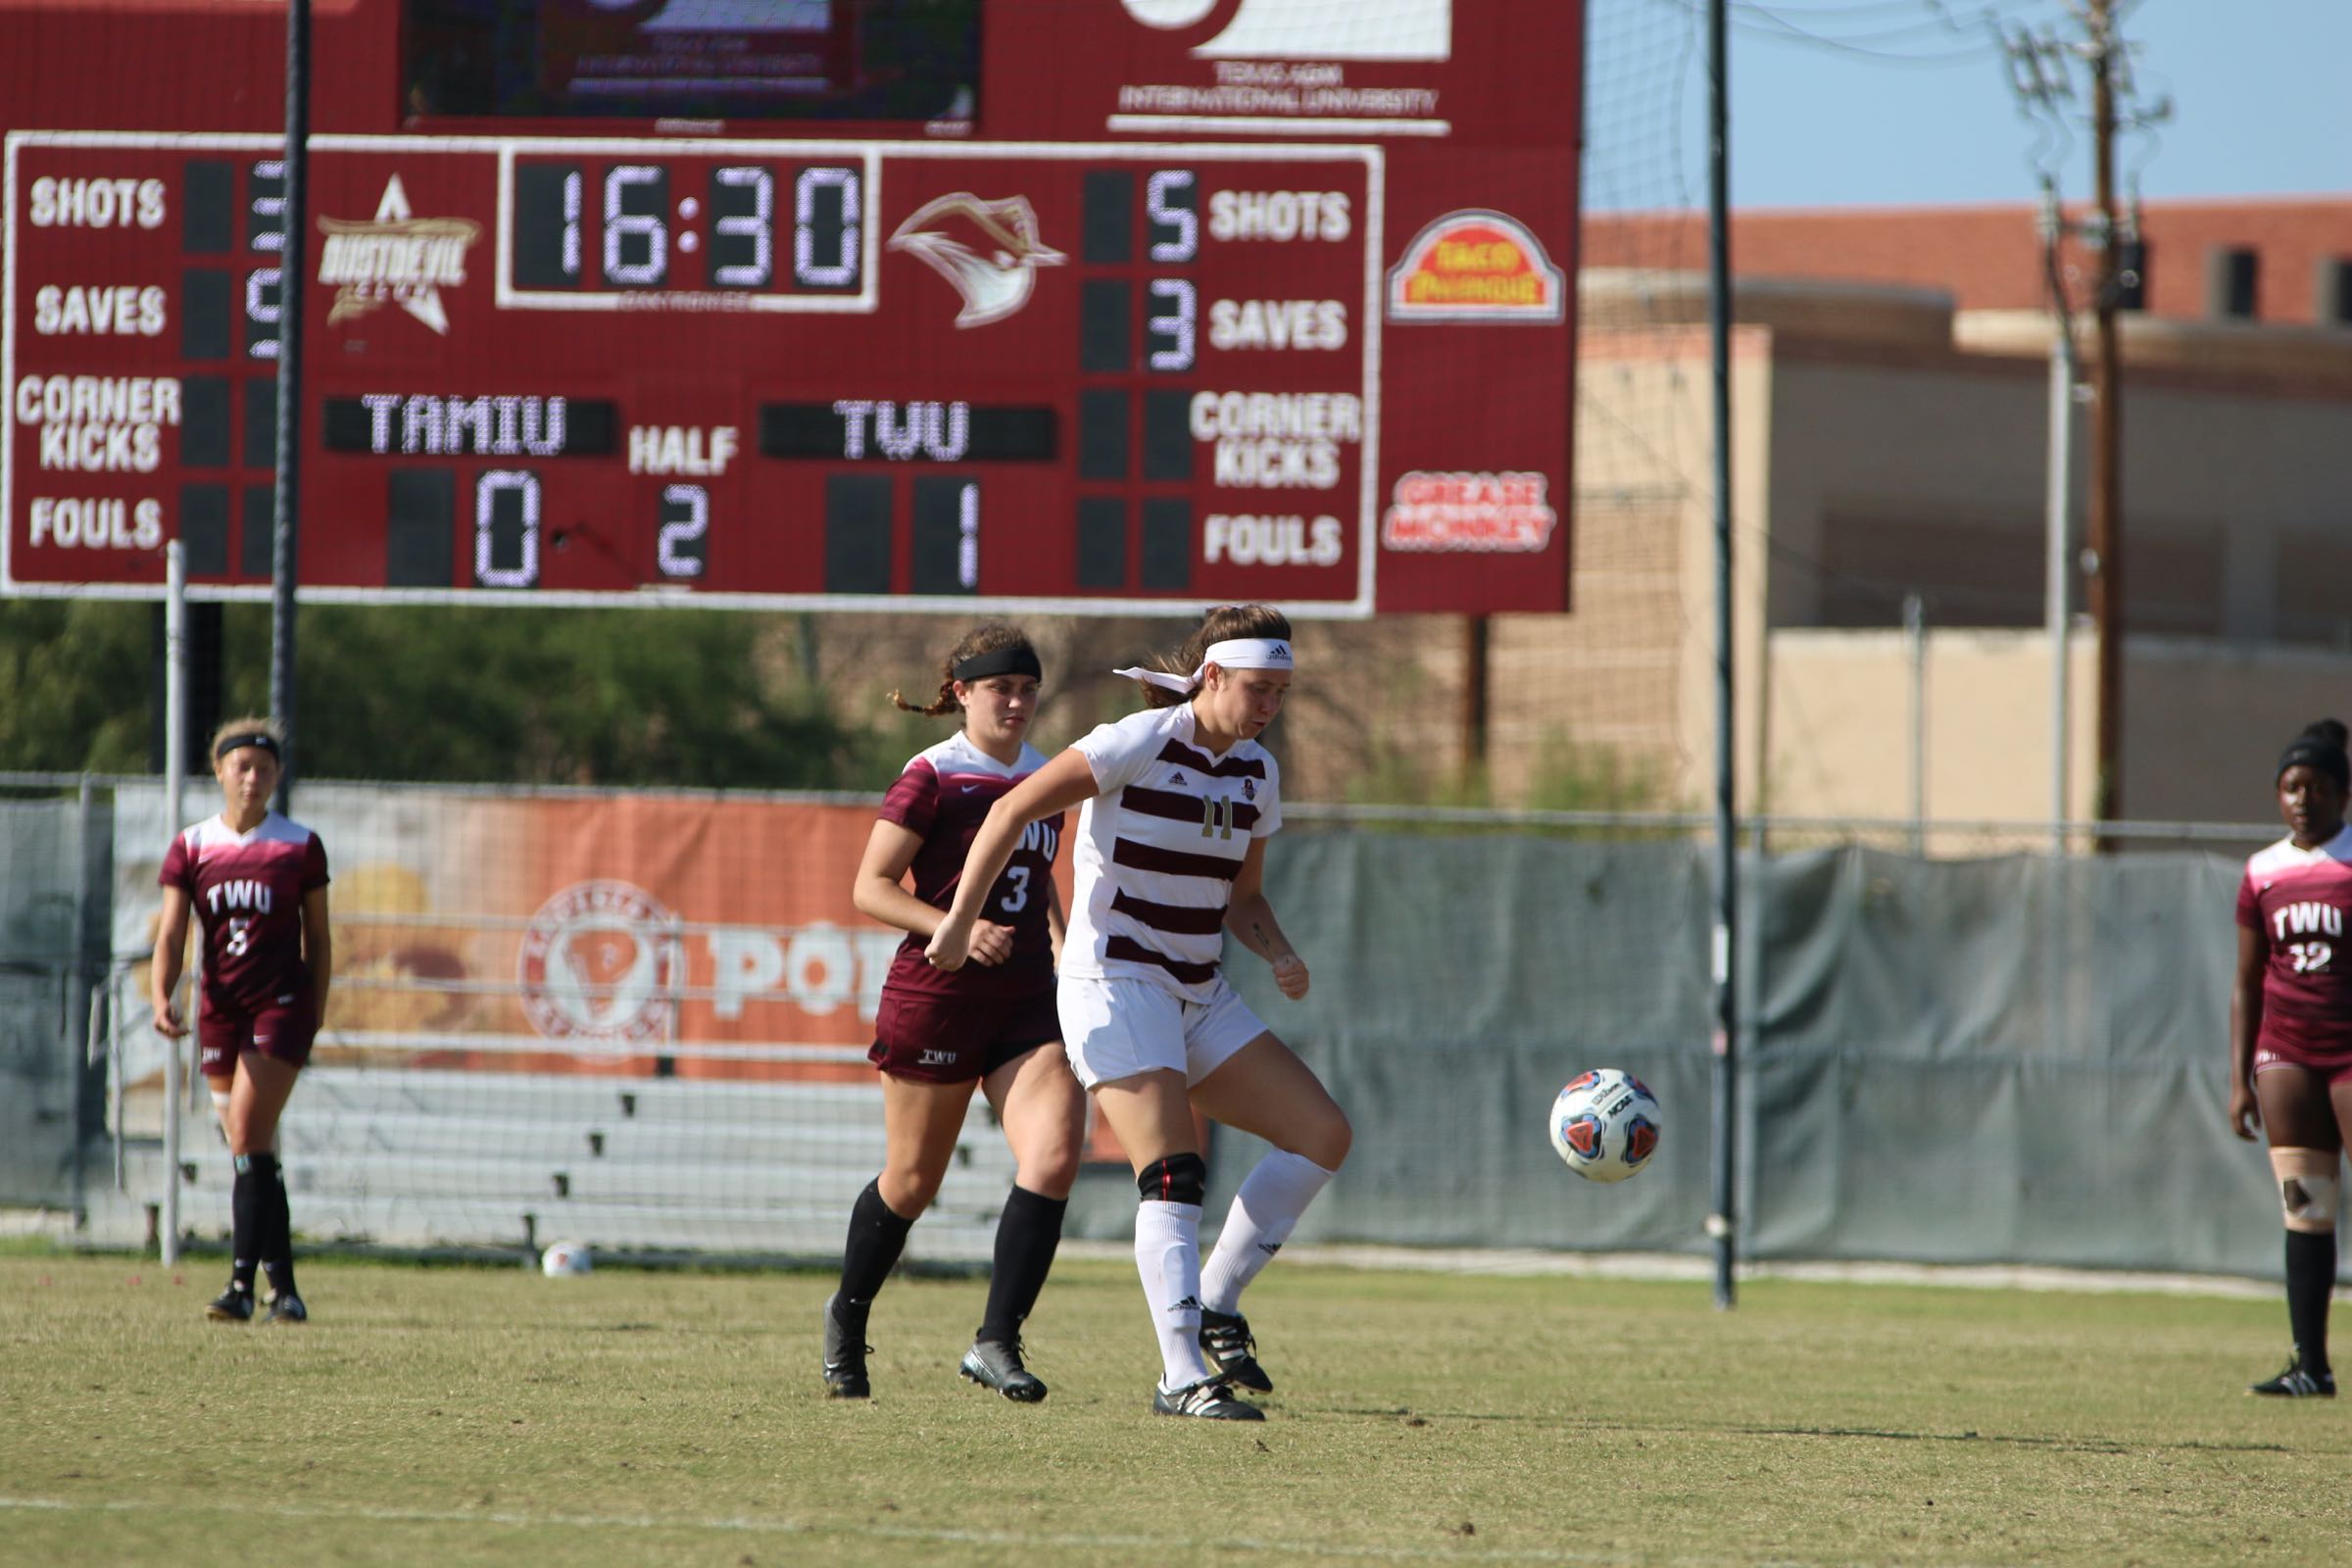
2084, 0, 2123, 838
1997, 3, 2163, 849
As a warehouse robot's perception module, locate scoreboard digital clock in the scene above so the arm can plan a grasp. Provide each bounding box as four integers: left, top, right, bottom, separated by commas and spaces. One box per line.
0, 0, 1583, 616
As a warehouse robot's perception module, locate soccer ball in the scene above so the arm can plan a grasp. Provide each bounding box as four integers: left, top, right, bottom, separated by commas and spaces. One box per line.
1548, 1069, 1661, 1183
540, 1239, 593, 1277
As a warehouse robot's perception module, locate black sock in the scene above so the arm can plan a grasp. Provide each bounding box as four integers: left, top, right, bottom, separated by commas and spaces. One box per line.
262, 1155, 297, 1298
837, 1178, 916, 1314
2285, 1228, 2335, 1374
228, 1153, 270, 1295
978, 1185, 1068, 1347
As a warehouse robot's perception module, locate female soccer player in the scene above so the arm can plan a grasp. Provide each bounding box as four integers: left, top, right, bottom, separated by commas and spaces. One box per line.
150, 718, 332, 1325
2231, 717, 2352, 1397
824, 624, 1087, 1403
927, 605, 1350, 1421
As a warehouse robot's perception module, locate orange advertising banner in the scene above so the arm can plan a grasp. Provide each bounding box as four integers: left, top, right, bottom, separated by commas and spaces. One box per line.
114, 783, 1078, 1087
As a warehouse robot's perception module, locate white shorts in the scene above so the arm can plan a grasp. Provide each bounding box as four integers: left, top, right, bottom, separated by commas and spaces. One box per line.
1057, 973, 1270, 1090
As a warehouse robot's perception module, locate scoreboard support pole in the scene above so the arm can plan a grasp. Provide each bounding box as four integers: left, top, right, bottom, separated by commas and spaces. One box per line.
161, 541, 185, 1267
268, 0, 314, 808
1705, 0, 1740, 1312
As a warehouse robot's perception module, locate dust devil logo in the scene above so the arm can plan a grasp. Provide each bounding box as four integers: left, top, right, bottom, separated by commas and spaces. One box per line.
317, 174, 481, 336
887, 193, 1065, 328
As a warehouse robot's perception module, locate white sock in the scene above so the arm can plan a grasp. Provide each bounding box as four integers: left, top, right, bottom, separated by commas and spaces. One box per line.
1135, 1200, 1215, 1390
1201, 1150, 1335, 1314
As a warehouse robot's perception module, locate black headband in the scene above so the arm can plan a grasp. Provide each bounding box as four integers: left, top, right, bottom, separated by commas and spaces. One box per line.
953, 646, 1043, 682
214, 731, 281, 760
2278, 737, 2351, 789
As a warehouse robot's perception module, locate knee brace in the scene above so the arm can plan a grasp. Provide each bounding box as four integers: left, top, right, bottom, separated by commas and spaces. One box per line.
2272, 1148, 2341, 1234
1137, 1152, 1207, 1207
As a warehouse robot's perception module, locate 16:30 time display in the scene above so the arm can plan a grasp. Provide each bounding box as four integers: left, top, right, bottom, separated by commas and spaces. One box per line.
509, 159, 863, 296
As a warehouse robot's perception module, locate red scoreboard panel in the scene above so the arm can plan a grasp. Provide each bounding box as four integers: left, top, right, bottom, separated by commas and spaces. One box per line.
2, 1, 1581, 616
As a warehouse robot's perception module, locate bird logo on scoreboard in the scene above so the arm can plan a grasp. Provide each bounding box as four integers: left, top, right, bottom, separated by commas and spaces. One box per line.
887, 193, 1066, 328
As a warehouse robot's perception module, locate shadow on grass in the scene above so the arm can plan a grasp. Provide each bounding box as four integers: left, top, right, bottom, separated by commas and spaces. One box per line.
1310, 1407, 2294, 1456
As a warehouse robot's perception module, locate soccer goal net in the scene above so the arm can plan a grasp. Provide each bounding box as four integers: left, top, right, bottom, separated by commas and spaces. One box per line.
110, 781, 1021, 1263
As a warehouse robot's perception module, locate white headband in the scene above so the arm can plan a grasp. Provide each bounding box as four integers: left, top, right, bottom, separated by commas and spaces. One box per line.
1112, 637, 1295, 694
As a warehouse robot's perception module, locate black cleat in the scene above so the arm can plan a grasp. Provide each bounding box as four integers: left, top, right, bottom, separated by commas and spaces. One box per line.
1152, 1377, 1265, 1421
959, 1338, 1048, 1402
2249, 1360, 2334, 1397
821, 1294, 871, 1399
1200, 1307, 1272, 1393
263, 1291, 308, 1325
205, 1286, 255, 1324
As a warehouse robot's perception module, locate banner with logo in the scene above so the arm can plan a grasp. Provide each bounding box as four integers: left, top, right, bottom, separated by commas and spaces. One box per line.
113, 782, 1075, 1085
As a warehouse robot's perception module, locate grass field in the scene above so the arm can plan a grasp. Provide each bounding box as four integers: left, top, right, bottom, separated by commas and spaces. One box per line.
3, 1250, 2345, 1566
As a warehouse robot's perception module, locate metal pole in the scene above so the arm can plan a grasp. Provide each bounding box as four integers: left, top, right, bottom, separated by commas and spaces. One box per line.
2041, 188, 2077, 856
269, 0, 313, 811
1905, 593, 1926, 857
1705, 0, 1739, 1310
162, 542, 185, 1265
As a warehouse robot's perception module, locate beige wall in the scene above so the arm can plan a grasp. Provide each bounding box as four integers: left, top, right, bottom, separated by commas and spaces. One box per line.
1768, 627, 2352, 841
1562, 276, 2352, 827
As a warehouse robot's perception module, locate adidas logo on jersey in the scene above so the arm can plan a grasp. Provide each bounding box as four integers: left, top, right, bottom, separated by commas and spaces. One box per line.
1169, 770, 1188, 785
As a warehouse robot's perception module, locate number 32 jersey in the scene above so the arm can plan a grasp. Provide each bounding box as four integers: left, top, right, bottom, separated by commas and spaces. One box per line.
2237, 825, 2352, 1056
877, 733, 1062, 1000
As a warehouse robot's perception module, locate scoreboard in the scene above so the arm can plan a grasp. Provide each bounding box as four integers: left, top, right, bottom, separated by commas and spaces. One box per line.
1, 0, 1581, 616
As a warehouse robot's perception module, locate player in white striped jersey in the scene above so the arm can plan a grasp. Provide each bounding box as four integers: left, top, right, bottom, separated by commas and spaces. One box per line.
928, 605, 1349, 1421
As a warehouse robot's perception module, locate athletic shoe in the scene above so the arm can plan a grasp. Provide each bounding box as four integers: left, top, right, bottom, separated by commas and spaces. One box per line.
1199, 1307, 1272, 1393
1152, 1377, 1265, 1421
263, 1292, 308, 1325
959, 1338, 1048, 1402
821, 1294, 871, 1399
2248, 1361, 2335, 1397
205, 1286, 255, 1324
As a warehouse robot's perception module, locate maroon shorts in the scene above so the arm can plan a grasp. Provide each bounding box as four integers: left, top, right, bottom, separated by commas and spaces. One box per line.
868, 988, 1060, 1084
2254, 1043, 2352, 1087
198, 993, 318, 1080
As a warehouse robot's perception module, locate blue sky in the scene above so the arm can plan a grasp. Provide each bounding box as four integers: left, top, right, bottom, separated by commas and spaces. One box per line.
1585, 0, 2352, 212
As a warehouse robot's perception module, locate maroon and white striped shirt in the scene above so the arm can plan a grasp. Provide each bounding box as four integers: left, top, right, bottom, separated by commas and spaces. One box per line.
159, 811, 330, 1023
1063, 705, 1282, 1002
877, 732, 1062, 1001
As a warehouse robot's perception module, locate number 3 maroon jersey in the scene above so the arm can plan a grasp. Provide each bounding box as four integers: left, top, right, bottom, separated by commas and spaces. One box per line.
160, 812, 331, 1023
877, 733, 1062, 1000
2237, 824, 2352, 1060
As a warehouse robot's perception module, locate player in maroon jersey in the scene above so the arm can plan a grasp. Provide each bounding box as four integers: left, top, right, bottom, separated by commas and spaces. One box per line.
150, 718, 332, 1326
2231, 718, 2352, 1396
822, 624, 1086, 1402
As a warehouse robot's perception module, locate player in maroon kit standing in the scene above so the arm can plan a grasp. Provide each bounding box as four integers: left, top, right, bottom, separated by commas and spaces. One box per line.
2231, 718, 2352, 1396
823, 624, 1086, 1402
149, 718, 332, 1325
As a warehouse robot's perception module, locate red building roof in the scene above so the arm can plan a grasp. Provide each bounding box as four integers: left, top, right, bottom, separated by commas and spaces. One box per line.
1584, 198, 2352, 326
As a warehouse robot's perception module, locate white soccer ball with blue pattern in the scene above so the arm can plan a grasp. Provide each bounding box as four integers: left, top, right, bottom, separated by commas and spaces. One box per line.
1548, 1068, 1661, 1183
540, 1239, 593, 1277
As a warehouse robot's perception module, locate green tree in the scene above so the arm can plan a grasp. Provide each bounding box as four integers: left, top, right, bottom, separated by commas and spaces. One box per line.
0, 601, 152, 773
221, 605, 864, 788
1, 600, 875, 788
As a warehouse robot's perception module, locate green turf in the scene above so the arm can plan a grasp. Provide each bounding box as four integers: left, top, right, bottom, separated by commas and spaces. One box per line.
2, 1252, 2342, 1566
